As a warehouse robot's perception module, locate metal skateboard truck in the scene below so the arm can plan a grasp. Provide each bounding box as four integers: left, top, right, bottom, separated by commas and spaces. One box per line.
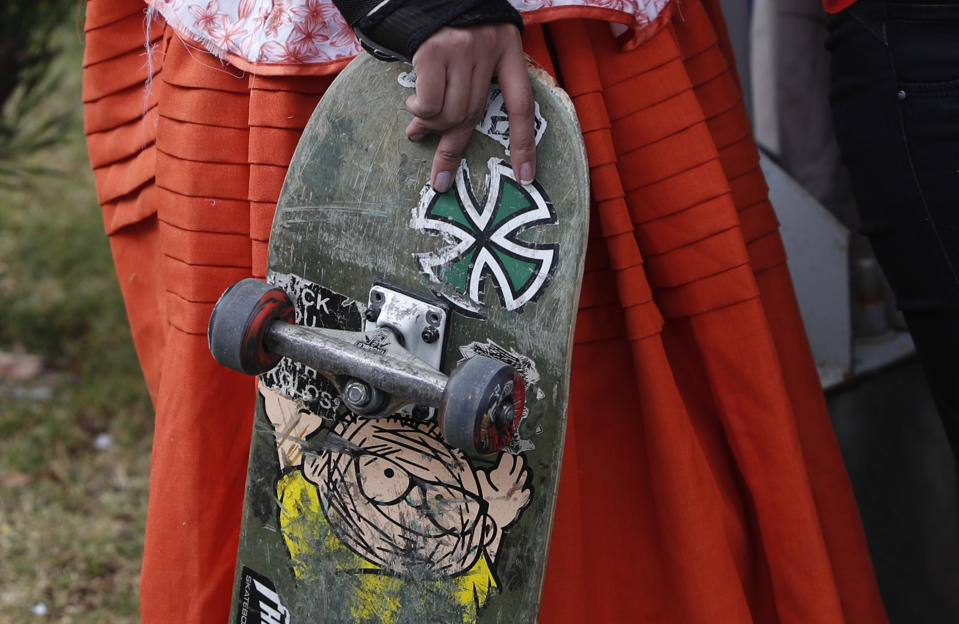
207, 278, 525, 455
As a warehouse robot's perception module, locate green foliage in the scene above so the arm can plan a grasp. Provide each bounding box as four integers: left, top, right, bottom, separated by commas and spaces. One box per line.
0, 172, 134, 370
0, 1, 75, 105
0, 0, 82, 188
0, 17, 152, 623
0, 0, 77, 106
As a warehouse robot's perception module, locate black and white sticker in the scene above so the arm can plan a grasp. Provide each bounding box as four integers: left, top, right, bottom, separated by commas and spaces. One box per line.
235, 567, 290, 624
262, 272, 365, 417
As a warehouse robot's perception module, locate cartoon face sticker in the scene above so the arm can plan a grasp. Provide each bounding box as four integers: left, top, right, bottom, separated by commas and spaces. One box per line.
260, 382, 532, 620
303, 418, 493, 576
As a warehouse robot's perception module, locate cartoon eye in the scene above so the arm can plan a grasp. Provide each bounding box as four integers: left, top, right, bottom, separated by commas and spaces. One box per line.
355, 456, 413, 505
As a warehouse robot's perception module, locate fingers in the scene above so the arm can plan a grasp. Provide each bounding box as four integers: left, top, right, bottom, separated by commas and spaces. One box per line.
429, 121, 475, 193
402, 24, 536, 193
405, 55, 446, 122
411, 58, 491, 192
497, 44, 536, 185
407, 43, 486, 133
406, 28, 474, 133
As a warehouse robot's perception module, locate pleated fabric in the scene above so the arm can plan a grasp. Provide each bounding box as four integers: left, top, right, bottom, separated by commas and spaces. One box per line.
82, 0, 889, 622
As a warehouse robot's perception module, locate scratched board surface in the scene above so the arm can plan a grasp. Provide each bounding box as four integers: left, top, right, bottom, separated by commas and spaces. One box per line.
232, 54, 589, 624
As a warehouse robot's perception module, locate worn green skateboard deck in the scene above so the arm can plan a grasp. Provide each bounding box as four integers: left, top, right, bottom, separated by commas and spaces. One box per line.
229, 54, 588, 623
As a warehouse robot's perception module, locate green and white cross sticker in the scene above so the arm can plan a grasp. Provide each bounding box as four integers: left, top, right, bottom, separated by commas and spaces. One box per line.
411, 158, 558, 313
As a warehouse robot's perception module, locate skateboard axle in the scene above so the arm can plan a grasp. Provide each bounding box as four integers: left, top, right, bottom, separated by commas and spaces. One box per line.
208, 278, 526, 454
264, 321, 448, 411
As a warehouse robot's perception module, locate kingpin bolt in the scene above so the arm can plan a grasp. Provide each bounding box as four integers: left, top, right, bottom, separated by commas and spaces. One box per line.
344, 380, 372, 408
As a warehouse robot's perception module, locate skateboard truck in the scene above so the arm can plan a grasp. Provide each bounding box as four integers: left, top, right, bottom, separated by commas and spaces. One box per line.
207, 278, 525, 455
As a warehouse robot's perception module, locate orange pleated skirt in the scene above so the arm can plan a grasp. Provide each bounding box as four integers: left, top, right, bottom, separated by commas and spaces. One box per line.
83, 0, 889, 621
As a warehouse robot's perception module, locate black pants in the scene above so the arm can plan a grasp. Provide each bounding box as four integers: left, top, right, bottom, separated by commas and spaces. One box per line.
827, 0, 959, 453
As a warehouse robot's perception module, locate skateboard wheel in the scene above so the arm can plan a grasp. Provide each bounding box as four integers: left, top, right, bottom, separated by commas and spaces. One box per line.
440, 357, 526, 456
208, 278, 295, 376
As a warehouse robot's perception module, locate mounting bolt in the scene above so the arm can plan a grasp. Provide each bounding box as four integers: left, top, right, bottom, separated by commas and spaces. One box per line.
495, 399, 515, 427
365, 307, 380, 322
421, 326, 439, 344
343, 380, 372, 409
494, 381, 517, 426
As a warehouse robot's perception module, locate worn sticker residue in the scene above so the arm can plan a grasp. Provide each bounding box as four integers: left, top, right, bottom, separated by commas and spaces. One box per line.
459, 339, 544, 453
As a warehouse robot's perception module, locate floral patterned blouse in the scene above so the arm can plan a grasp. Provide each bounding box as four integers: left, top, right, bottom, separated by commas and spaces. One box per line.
147, 0, 673, 74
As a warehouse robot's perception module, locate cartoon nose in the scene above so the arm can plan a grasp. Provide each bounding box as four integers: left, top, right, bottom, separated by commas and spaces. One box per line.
404, 483, 428, 509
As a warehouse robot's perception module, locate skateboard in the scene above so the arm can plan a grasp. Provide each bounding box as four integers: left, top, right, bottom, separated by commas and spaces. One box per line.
208, 54, 588, 623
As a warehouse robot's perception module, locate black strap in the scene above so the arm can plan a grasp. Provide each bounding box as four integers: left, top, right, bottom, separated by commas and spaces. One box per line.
334, 0, 390, 26
332, 0, 523, 62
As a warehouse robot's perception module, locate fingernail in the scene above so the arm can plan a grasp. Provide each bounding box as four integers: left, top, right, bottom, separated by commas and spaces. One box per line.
434, 171, 452, 193
520, 162, 534, 185
409, 134, 425, 142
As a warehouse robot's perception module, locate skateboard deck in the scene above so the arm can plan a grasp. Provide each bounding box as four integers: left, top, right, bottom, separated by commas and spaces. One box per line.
219, 54, 588, 623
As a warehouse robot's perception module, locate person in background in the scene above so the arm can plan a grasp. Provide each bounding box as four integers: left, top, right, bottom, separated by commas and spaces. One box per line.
82, 0, 889, 621
826, 0, 959, 454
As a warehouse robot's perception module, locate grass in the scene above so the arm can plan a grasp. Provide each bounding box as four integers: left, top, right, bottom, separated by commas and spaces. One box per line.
0, 20, 153, 624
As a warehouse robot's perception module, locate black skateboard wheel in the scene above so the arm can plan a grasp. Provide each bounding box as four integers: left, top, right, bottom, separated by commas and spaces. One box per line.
207, 278, 294, 376
439, 356, 526, 456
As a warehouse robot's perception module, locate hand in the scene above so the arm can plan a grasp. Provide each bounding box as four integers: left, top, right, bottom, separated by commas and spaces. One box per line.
405, 24, 536, 193
259, 381, 324, 469
478, 452, 531, 530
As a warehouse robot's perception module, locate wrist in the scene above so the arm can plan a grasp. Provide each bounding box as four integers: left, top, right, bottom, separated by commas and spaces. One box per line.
335, 0, 523, 62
